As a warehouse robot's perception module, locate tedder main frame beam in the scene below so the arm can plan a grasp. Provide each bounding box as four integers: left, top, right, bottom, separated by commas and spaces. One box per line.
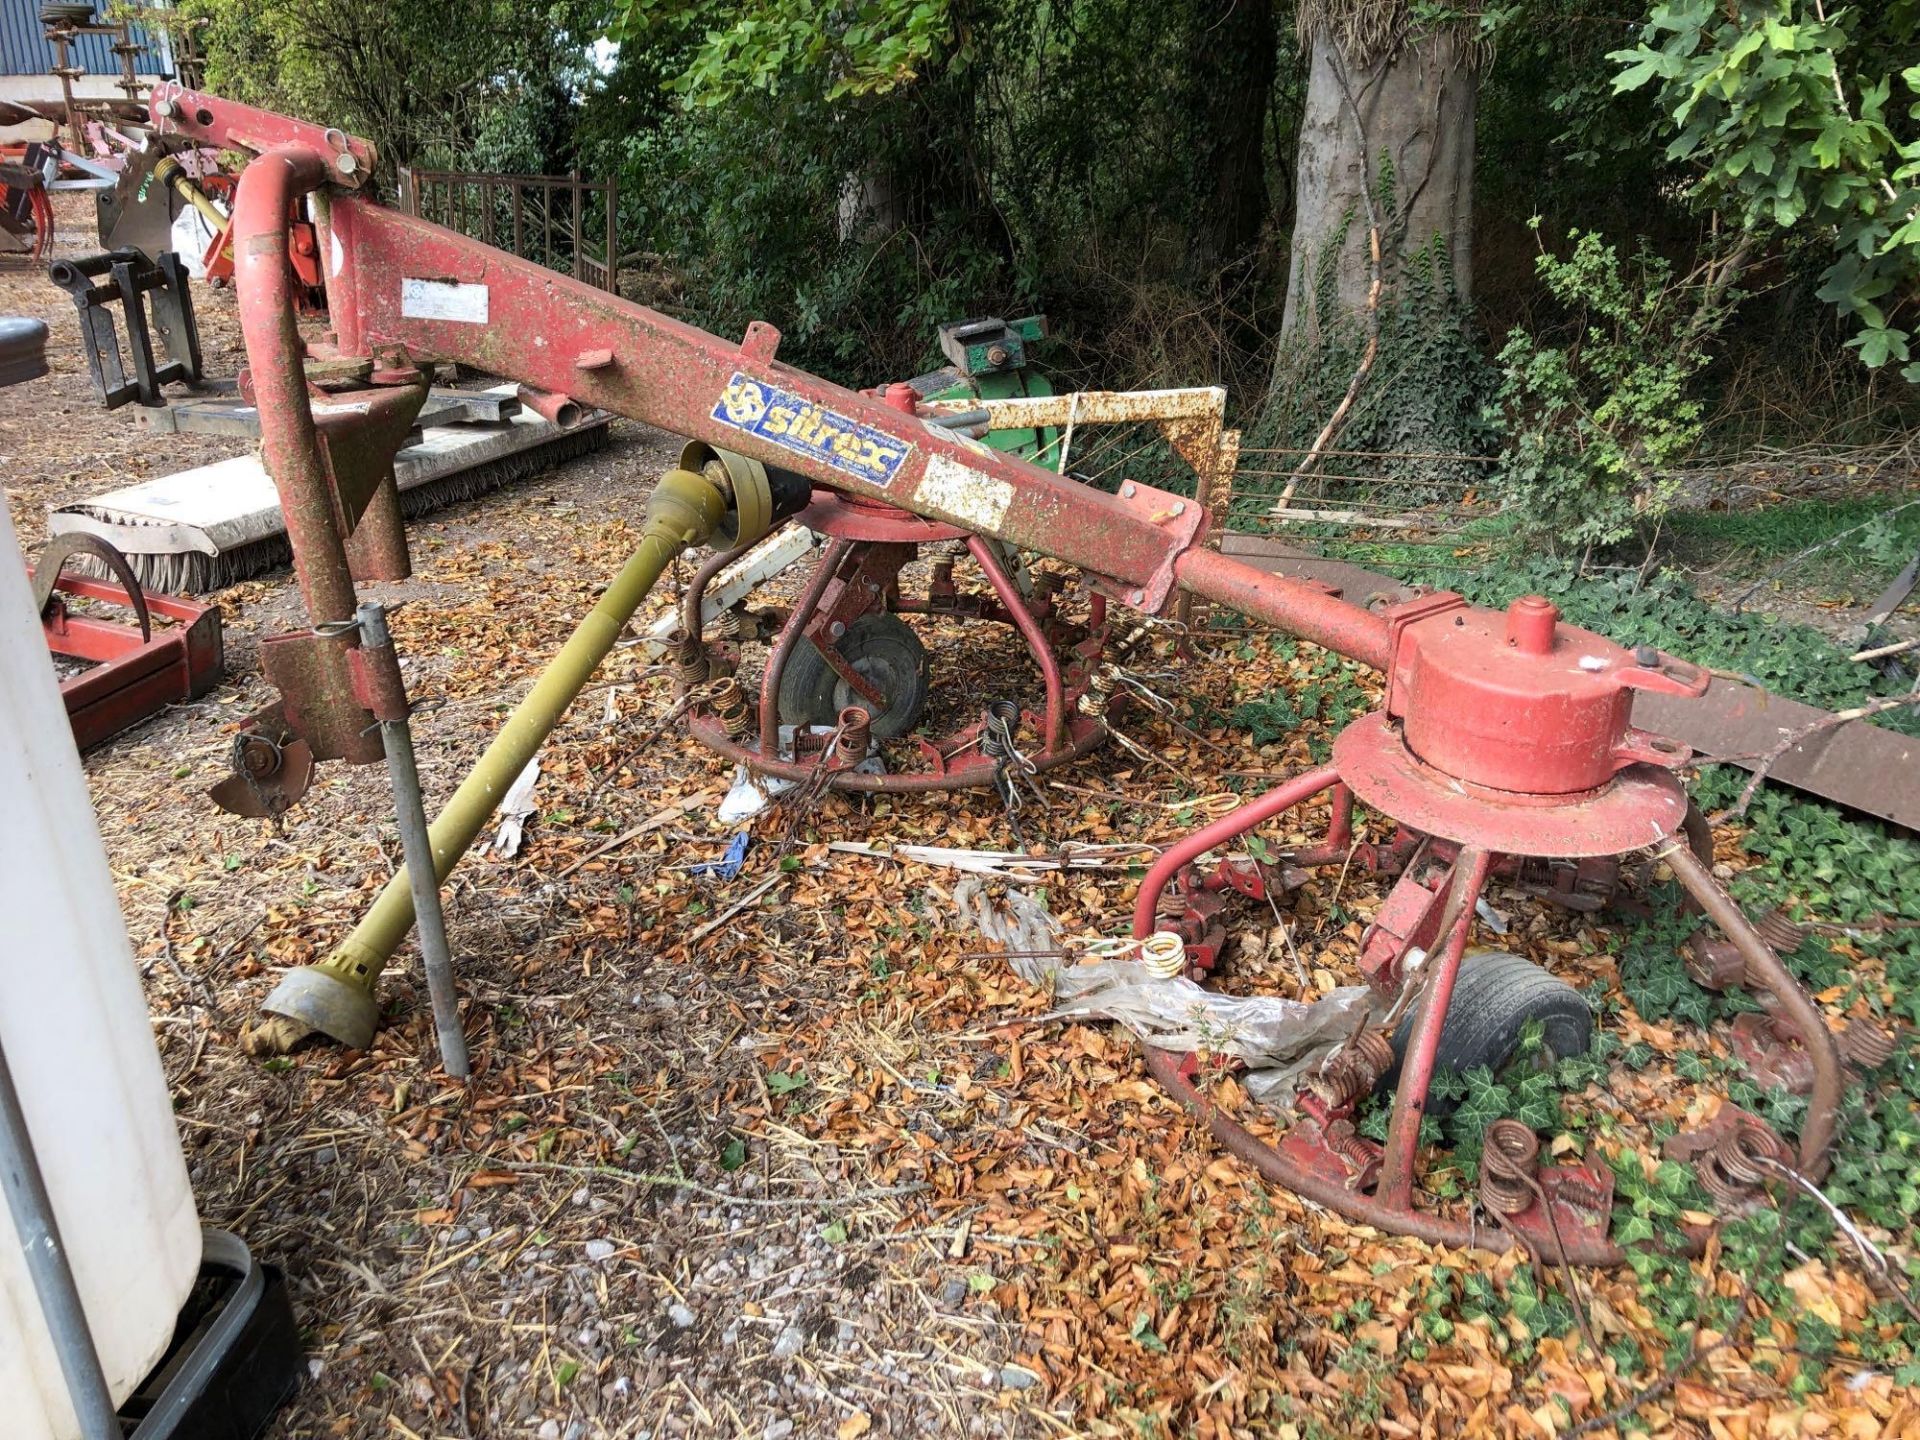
152, 86, 1382, 665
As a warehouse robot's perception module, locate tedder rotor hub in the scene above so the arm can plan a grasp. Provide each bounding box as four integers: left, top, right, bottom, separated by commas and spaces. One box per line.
1383, 592, 1707, 796
1132, 590, 1848, 1262
1328, 592, 1711, 857
676, 486, 1113, 794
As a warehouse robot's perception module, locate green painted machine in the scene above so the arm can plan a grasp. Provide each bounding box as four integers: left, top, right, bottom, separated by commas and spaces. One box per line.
910, 315, 1064, 468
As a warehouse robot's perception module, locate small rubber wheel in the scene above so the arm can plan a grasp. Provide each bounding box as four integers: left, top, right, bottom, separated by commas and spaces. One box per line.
776, 613, 929, 739
1384, 949, 1592, 1111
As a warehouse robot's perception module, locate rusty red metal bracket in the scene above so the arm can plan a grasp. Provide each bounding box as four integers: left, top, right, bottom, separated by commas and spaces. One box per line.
35, 552, 223, 750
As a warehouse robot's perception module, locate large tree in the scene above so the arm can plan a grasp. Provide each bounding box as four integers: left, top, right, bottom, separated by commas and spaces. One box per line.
1278, 1, 1481, 342
1262, 0, 1489, 490
1185, 0, 1280, 274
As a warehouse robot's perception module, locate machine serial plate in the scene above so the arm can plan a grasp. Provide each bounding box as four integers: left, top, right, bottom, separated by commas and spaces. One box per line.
712, 374, 911, 488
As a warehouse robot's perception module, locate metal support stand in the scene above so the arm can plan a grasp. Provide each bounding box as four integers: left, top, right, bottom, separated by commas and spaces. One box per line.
358, 602, 470, 1078
48, 248, 203, 410
0, 1032, 121, 1440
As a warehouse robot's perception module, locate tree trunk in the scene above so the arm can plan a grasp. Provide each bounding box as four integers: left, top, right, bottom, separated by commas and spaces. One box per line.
1277, 26, 1477, 346
1187, 0, 1278, 273
837, 167, 907, 244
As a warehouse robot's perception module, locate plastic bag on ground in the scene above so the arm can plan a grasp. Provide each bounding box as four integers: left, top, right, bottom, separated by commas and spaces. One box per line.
1042, 959, 1382, 1104
951, 875, 1061, 983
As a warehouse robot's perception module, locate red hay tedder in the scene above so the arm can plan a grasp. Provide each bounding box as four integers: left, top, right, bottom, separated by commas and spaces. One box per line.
146, 84, 1849, 1264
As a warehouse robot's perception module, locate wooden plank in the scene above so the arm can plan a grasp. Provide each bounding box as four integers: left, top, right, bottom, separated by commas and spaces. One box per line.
1215, 532, 1920, 831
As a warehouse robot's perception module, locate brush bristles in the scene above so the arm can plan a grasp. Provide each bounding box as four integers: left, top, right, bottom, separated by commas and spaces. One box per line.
102, 427, 614, 595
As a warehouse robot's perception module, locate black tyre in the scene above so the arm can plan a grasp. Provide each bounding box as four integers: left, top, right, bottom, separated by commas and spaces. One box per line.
776, 612, 930, 739
1385, 949, 1592, 1110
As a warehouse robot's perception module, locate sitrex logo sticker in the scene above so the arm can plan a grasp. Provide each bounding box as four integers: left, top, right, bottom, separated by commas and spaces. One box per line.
711, 374, 911, 487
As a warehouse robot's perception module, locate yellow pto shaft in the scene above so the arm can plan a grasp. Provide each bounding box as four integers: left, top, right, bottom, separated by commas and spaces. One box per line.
257, 467, 728, 1051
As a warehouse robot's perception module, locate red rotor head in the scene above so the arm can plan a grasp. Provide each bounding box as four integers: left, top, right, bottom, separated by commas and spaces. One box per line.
1384, 593, 1708, 797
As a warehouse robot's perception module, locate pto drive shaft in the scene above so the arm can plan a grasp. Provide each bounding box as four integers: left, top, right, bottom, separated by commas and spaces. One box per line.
252, 467, 730, 1054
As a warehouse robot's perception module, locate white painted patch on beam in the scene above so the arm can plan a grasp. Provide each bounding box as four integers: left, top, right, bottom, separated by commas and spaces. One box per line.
913, 453, 1014, 533
401, 277, 490, 323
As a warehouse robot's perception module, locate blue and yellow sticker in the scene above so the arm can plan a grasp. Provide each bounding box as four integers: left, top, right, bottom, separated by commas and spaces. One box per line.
711, 374, 911, 488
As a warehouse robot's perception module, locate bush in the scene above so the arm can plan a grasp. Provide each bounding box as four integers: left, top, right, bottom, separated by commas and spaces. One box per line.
1489, 226, 1735, 550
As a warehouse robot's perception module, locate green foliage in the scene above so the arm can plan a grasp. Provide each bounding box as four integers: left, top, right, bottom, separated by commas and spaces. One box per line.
160, 0, 602, 176
1617, 897, 1718, 1028
1229, 642, 1370, 759
1489, 227, 1733, 548
588, 0, 1290, 382
1702, 769, 1920, 938
607, 88, 1013, 378
614, 0, 955, 103
1612, 1, 1920, 380
1663, 495, 1920, 594
765, 1068, 809, 1095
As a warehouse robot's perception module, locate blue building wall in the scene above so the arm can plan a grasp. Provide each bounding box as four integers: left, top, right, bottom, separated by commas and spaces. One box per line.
0, 2, 166, 81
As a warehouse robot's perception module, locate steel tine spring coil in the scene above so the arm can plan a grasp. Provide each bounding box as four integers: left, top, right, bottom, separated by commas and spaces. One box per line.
670, 628, 710, 692
1479, 1118, 1542, 1217
708, 676, 753, 738
837, 706, 872, 762
1304, 1029, 1396, 1109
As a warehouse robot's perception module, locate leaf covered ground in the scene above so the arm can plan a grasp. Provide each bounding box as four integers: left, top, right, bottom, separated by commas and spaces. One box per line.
3, 265, 1918, 1440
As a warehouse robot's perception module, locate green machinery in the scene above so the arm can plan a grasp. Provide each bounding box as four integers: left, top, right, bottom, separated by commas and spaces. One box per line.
912, 315, 1064, 467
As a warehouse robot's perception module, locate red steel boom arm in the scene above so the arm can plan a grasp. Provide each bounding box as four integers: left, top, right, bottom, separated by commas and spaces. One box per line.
153, 86, 1394, 669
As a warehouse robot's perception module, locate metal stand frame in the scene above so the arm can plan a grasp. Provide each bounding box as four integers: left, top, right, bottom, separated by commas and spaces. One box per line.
48, 248, 202, 409
677, 497, 1111, 793
1128, 738, 1843, 1263
33, 533, 225, 750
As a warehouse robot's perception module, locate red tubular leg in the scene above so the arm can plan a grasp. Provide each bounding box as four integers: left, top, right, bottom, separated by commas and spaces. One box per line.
1377, 846, 1493, 1209
232, 142, 349, 623
1287, 782, 1357, 868
1175, 546, 1393, 672
682, 536, 759, 643
1328, 782, 1353, 847
758, 538, 849, 756
517, 384, 583, 428
1664, 840, 1842, 1180
967, 534, 1065, 752
1131, 764, 1342, 939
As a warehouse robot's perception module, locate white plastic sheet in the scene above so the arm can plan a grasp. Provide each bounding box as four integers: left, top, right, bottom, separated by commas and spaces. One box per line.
951, 877, 1382, 1102
952, 875, 1061, 982
490, 753, 543, 857
1043, 960, 1380, 1097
